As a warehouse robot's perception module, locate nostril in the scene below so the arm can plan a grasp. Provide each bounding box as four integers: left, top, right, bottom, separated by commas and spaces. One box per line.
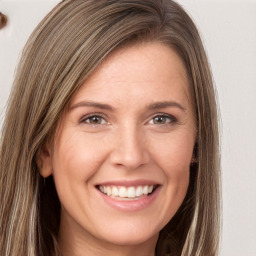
0, 12, 8, 29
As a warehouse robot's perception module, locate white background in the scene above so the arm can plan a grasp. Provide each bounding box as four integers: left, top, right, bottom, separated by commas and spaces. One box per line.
0, 0, 256, 255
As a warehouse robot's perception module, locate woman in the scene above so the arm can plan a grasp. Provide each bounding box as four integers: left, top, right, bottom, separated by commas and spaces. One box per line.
0, 0, 221, 255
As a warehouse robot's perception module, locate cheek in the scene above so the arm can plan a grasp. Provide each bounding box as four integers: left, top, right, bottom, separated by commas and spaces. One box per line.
151, 131, 194, 173
150, 131, 194, 197
50, 132, 110, 216
50, 133, 105, 206
52, 132, 106, 178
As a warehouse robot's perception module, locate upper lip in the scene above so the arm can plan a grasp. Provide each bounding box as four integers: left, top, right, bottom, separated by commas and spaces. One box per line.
96, 179, 160, 187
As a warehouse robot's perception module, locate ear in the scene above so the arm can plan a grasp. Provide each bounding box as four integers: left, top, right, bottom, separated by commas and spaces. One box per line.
36, 144, 53, 178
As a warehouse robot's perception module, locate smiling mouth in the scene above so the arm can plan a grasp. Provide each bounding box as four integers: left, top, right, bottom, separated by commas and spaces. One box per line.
97, 185, 158, 200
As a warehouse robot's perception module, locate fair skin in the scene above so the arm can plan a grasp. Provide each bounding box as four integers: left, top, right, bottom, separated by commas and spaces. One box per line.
38, 42, 196, 256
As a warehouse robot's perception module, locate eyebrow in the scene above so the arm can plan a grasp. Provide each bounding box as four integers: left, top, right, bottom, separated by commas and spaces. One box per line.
69, 100, 186, 112
69, 101, 115, 111
147, 101, 186, 112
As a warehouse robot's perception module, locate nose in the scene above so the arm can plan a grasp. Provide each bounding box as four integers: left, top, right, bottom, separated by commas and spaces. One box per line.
109, 126, 150, 170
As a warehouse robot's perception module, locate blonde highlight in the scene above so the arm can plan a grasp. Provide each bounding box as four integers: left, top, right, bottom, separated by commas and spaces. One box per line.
0, 1, 220, 255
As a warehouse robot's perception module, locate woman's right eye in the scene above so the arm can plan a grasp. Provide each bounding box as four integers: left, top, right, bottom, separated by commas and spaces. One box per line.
81, 115, 108, 125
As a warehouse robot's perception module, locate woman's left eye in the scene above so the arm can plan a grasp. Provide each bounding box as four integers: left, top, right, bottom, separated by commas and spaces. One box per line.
81, 115, 107, 125
149, 114, 176, 125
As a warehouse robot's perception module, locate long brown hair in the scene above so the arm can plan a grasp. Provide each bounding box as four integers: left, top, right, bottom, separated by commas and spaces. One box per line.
0, 0, 220, 255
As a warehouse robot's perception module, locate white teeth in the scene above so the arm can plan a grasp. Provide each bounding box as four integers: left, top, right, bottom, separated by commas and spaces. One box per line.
127, 187, 136, 198
98, 185, 156, 199
135, 186, 143, 197
119, 187, 127, 197
143, 186, 148, 195
112, 186, 119, 196
107, 186, 111, 196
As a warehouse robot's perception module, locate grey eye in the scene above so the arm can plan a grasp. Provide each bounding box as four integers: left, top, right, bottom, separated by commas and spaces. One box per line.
85, 116, 106, 125
153, 116, 168, 124
149, 115, 175, 125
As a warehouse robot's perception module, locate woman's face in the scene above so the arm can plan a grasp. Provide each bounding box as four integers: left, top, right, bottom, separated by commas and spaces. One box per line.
40, 42, 196, 251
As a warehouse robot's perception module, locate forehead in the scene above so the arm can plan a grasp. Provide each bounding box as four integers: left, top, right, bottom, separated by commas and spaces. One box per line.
70, 42, 192, 108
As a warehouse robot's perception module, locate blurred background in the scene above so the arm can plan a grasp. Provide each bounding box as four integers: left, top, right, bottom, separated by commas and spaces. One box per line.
0, 0, 256, 255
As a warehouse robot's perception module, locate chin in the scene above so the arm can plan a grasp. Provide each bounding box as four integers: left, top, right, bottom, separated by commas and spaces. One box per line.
97, 224, 159, 246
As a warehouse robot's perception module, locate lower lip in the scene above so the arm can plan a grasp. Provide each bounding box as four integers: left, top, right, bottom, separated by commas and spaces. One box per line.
96, 186, 161, 212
